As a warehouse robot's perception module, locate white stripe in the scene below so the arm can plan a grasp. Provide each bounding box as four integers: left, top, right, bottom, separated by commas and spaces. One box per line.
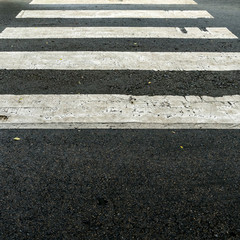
16, 10, 212, 19
1, 27, 236, 39
30, 0, 197, 5
0, 52, 239, 71
1, 27, 235, 39
1, 94, 240, 129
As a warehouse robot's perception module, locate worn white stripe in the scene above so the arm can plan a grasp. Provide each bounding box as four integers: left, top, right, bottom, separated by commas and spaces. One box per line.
0, 52, 239, 71
1, 27, 236, 39
30, 0, 197, 5
1, 95, 240, 129
16, 10, 212, 19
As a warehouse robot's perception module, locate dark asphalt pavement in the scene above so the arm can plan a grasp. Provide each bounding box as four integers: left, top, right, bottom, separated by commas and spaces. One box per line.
1, 130, 240, 239
0, 0, 240, 239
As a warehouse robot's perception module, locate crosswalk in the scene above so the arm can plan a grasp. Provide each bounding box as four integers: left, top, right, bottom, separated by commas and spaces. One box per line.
1, 52, 240, 70
29, 0, 198, 5
1, 27, 237, 39
16, 10, 213, 19
0, 0, 239, 129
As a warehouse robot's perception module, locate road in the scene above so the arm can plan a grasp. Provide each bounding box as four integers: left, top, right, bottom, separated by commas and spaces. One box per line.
0, 0, 240, 239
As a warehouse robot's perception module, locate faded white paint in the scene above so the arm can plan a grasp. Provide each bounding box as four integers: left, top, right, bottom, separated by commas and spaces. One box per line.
0, 52, 240, 71
1, 27, 236, 39
30, 0, 197, 5
16, 10, 213, 19
1, 94, 240, 129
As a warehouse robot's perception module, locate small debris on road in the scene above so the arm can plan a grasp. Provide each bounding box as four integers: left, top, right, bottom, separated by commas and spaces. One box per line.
0, 115, 8, 121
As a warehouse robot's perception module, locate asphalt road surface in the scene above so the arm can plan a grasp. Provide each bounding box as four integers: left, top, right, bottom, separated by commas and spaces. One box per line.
0, 0, 240, 239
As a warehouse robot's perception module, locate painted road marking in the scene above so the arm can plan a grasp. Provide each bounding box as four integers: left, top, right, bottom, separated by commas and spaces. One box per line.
1, 27, 236, 39
0, 52, 239, 71
16, 10, 213, 19
0, 94, 240, 129
30, 0, 197, 5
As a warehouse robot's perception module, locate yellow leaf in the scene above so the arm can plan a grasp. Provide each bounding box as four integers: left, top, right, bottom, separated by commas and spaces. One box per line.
180, 146, 183, 149
18, 97, 23, 103
14, 137, 20, 141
